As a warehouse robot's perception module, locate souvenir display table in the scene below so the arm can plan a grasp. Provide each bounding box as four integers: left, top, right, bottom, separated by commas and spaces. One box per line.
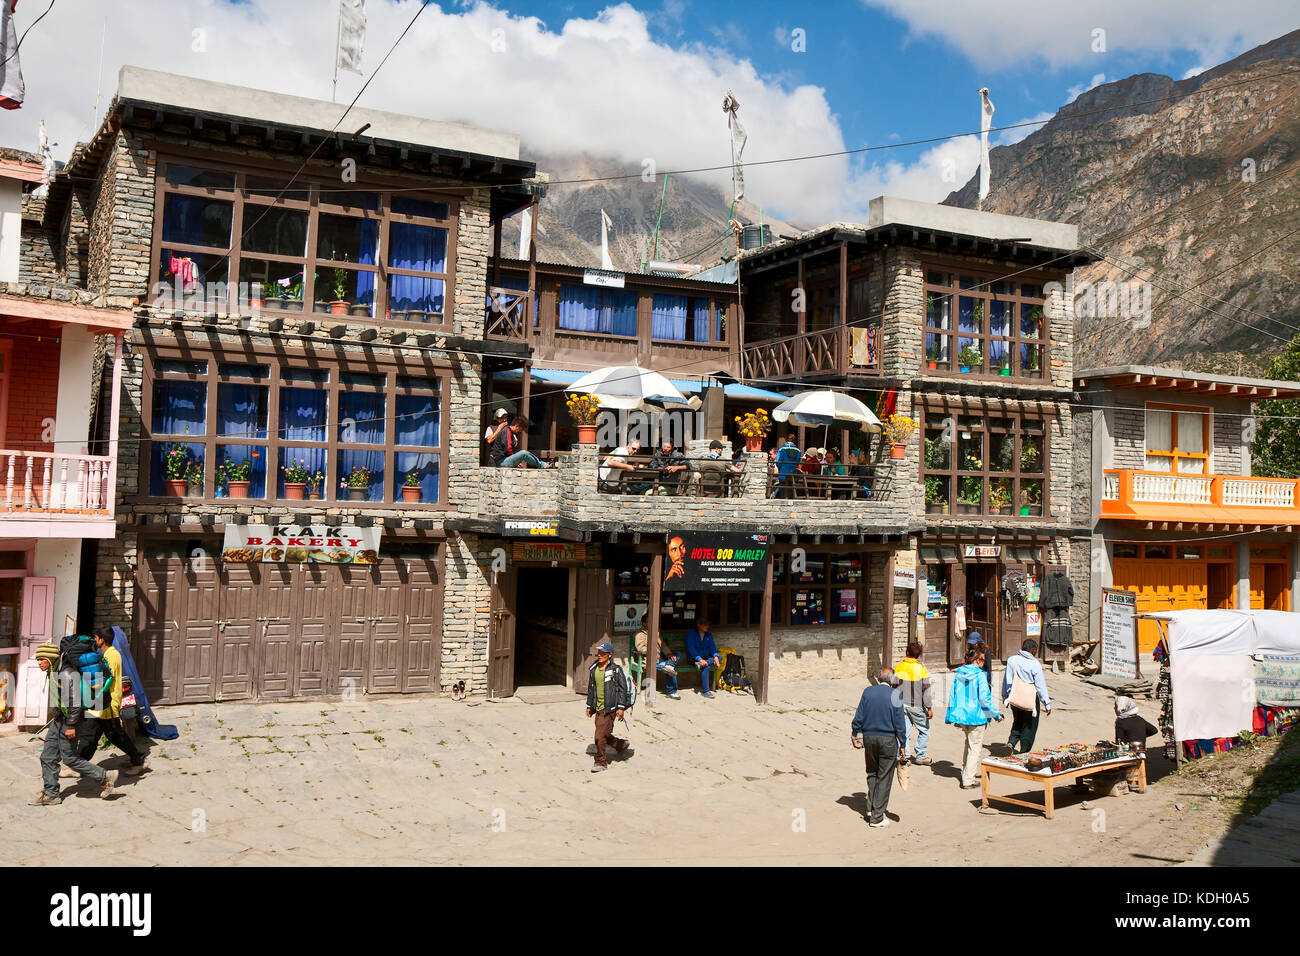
980, 742, 1145, 819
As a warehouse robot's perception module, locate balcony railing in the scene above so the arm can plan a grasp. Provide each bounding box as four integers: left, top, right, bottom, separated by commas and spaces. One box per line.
743, 323, 881, 380
0, 451, 115, 513
485, 288, 533, 340
1101, 469, 1300, 522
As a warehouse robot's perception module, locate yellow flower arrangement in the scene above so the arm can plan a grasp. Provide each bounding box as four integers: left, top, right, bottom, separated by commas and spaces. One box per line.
566, 392, 602, 426
733, 408, 772, 438
883, 413, 918, 446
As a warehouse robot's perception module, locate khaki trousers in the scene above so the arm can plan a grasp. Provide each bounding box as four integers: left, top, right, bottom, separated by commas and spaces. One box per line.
958, 723, 986, 788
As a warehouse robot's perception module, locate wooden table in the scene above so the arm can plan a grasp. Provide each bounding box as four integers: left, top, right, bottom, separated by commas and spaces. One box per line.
980, 755, 1146, 819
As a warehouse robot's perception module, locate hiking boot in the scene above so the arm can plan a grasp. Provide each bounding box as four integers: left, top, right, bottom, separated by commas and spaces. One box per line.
913, 756, 932, 766
100, 770, 118, 799
123, 758, 149, 777
591, 762, 607, 773
59, 765, 78, 778
30, 793, 61, 806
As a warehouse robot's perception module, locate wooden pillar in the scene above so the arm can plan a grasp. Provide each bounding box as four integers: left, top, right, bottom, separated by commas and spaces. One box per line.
491, 209, 502, 290
520, 362, 532, 450
839, 241, 849, 376
883, 546, 896, 669
796, 254, 806, 375
647, 552, 663, 706
757, 550, 774, 704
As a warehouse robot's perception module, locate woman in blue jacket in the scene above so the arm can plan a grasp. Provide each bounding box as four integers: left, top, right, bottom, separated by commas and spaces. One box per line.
945, 646, 1003, 789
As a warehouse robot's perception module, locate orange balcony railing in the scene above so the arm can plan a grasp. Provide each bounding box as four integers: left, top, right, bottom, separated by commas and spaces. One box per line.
1100, 469, 1300, 525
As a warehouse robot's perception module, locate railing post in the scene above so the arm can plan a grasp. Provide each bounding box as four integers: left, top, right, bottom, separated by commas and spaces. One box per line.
23, 456, 32, 509
4, 454, 12, 509
1209, 475, 1224, 507
1118, 469, 1133, 508
42, 457, 52, 510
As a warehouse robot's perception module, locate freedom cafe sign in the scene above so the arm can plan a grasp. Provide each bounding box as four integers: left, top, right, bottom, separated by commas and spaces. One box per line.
221, 525, 381, 565
663, 531, 771, 591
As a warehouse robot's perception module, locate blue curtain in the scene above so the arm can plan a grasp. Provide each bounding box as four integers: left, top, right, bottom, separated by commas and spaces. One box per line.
958, 296, 977, 333
217, 384, 268, 438
389, 276, 444, 317
152, 381, 206, 435
395, 452, 439, 503
276, 446, 323, 498
652, 294, 687, 340
339, 449, 385, 501
222, 444, 267, 498
396, 394, 439, 447
161, 194, 232, 247
692, 299, 710, 342
338, 392, 385, 501
280, 387, 328, 442
388, 223, 445, 318
606, 289, 637, 336
558, 285, 600, 332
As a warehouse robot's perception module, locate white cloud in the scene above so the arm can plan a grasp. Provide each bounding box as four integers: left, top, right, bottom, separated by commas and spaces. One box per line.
847, 135, 982, 206
1065, 73, 1107, 104
11, 0, 870, 223
862, 0, 1297, 70
996, 111, 1054, 146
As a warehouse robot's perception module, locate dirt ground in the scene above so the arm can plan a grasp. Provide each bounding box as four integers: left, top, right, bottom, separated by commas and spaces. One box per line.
0, 671, 1288, 866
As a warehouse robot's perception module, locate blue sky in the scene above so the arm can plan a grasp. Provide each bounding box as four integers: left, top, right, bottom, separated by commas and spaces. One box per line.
12, 0, 1299, 223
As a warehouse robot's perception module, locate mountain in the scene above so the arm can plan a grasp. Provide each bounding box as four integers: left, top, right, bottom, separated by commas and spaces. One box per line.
500, 151, 803, 271
944, 31, 1300, 374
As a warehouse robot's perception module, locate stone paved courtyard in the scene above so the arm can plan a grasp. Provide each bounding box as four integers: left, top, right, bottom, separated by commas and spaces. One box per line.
0, 673, 1219, 866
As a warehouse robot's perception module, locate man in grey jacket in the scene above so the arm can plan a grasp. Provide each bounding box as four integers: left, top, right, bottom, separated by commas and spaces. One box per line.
30, 642, 117, 806
1002, 639, 1052, 754
851, 668, 907, 828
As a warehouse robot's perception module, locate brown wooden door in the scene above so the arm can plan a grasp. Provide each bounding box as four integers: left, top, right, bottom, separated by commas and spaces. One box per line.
336, 566, 371, 694
217, 563, 256, 700
368, 562, 405, 693
948, 563, 967, 668
400, 550, 443, 694
178, 558, 219, 703
573, 568, 611, 693
256, 564, 295, 699
296, 564, 332, 697
488, 569, 517, 698
134, 555, 182, 704
1000, 564, 1028, 659
965, 564, 999, 659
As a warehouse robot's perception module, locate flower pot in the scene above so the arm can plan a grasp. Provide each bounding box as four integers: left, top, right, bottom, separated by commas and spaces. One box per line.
348, 487, 368, 502
329, 301, 349, 315
283, 482, 305, 500
349, 303, 369, 317
402, 485, 422, 503
577, 424, 598, 444
165, 479, 188, 497
889, 443, 906, 459
926, 502, 949, 515
188, 482, 203, 498
744, 435, 763, 452
993, 506, 1013, 515
959, 365, 971, 373
927, 361, 937, 370
1019, 506, 1031, 516
308, 491, 322, 500
957, 503, 980, 514
248, 299, 263, 313
999, 367, 1011, 376
227, 481, 250, 499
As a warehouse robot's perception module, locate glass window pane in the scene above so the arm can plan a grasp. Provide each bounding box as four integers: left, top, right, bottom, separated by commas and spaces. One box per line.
388, 222, 447, 273
1020, 302, 1044, 339
831, 588, 859, 623
1020, 433, 1043, 473
240, 261, 305, 311
1019, 479, 1043, 516
218, 363, 269, 379
216, 444, 266, 498
395, 451, 439, 503
341, 371, 386, 389
152, 380, 206, 435
338, 449, 384, 501
217, 383, 268, 438
792, 555, 825, 585
991, 429, 1015, 472
242, 205, 309, 257
159, 249, 228, 298
315, 267, 376, 316
276, 447, 326, 499
396, 393, 440, 447
926, 292, 950, 330
162, 193, 232, 248
788, 588, 826, 626
150, 441, 204, 496
316, 214, 379, 264
321, 190, 379, 212
280, 387, 328, 442
832, 557, 862, 584
925, 473, 951, 514
396, 375, 438, 391
157, 359, 208, 377
282, 368, 329, 385
165, 166, 235, 190
387, 276, 444, 322
338, 391, 385, 445
243, 174, 306, 201
391, 196, 449, 219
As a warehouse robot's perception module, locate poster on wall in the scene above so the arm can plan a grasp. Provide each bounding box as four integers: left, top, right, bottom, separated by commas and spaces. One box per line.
1100, 588, 1139, 679
892, 568, 917, 589
613, 602, 647, 632
1026, 609, 1042, 638
663, 531, 771, 591
222, 525, 381, 565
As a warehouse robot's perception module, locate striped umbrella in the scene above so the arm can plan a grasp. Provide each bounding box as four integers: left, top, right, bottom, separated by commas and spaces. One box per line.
565, 364, 702, 411
770, 389, 882, 432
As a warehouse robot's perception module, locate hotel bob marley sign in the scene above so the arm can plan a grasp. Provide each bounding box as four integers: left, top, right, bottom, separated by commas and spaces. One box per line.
663, 531, 771, 591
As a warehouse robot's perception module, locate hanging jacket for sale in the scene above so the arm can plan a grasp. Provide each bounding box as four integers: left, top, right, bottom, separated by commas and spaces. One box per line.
1042, 571, 1074, 610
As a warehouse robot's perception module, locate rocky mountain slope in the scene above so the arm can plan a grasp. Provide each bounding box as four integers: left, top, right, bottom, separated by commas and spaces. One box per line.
945, 31, 1300, 374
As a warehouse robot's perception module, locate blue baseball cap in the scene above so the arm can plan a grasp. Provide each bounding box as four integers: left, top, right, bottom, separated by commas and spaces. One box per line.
596, 640, 614, 654
967, 631, 983, 644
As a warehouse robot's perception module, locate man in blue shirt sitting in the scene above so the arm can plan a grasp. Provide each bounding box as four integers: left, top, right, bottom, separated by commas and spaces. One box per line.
685, 616, 721, 699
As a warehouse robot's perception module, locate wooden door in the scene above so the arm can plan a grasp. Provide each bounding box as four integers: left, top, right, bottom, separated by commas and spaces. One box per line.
178, 557, 219, 703
965, 564, 999, 659
134, 555, 181, 703
1000, 564, 1028, 659
1115, 557, 1208, 654
216, 563, 255, 700
488, 568, 517, 698
948, 563, 967, 667
256, 564, 295, 698
400, 550, 442, 694
296, 564, 333, 696
573, 568, 610, 693
368, 562, 405, 693
336, 566, 372, 694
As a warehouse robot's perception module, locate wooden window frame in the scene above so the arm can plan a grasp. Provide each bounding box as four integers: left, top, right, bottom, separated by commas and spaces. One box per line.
140, 344, 449, 508
767, 551, 868, 628
150, 155, 458, 329
1143, 402, 1211, 474
920, 401, 1050, 518
922, 265, 1048, 382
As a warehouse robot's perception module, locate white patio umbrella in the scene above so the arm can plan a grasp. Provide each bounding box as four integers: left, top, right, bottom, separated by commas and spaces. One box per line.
565, 364, 702, 411
770, 389, 882, 433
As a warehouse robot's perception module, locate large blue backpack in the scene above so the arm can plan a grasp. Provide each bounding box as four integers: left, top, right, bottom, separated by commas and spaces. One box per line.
58, 633, 112, 707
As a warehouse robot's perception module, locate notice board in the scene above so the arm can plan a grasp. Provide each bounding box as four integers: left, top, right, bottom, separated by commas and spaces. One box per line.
1101, 587, 1139, 679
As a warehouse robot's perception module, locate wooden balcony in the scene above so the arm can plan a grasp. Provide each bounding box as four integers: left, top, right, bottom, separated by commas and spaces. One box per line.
1100, 469, 1300, 529
485, 288, 533, 341
0, 450, 117, 538
742, 325, 880, 381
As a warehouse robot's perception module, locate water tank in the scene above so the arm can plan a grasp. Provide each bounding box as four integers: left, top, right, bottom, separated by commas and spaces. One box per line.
739, 223, 772, 250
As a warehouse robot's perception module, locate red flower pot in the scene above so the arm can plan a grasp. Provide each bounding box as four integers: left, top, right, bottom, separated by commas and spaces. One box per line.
402, 485, 422, 503
577, 424, 598, 444
226, 481, 250, 499
329, 301, 349, 315
283, 482, 305, 500
890, 443, 906, 459
165, 479, 188, 497
744, 435, 763, 452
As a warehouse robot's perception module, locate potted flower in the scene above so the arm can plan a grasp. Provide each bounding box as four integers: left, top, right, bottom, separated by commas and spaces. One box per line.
342, 465, 373, 501
306, 470, 325, 500
999, 353, 1011, 377
281, 459, 310, 500
1020, 441, 1040, 473
1020, 483, 1041, 516
223, 454, 253, 498
162, 442, 191, 497
402, 470, 423, 503
926, 344, 941, 371
990, 481, 1012, 514
733, 408, 772, 451
185, 458, 204, 497
566, 393, 602, 444
924, 475, 948, 514
957, 475, 983, 514
958, 344, 982, 373
883, 413, 918, 460
329, 268, 350, 315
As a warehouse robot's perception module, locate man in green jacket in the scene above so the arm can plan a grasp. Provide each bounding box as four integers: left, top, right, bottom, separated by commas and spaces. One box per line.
30, 642, 117, 806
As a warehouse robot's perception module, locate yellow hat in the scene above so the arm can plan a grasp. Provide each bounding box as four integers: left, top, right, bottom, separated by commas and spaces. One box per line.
35, 642, 60, 664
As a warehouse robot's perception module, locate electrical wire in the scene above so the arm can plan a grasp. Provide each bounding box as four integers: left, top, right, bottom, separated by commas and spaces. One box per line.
0, 0, 54, 68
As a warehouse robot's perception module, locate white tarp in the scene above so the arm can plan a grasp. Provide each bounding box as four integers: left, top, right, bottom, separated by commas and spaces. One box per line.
1171, 655, 1254, 743
1148, 608, 1258, 656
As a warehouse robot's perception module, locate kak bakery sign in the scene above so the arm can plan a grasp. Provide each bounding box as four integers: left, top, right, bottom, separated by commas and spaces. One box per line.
222, 525, 381, 565
664, 531, 771, 591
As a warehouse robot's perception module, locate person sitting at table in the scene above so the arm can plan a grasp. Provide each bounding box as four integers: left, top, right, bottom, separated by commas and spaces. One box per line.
772, 434, 802, 498
824, 449, 853, 499
694, 439, 743, 496
799, 447, 825, 475
846, 450, 873, 498
685, 616, 721, 699
599, 438, 646, 493
648, 438, 690, 495
633, 614, 680, 700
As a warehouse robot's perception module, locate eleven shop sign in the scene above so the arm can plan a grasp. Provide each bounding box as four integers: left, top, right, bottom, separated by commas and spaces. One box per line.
221, 525, 381, 564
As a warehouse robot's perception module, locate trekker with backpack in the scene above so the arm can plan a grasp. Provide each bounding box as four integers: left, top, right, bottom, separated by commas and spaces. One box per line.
585, 639, 633, 772
77, 627, 149, 775
30, 641, 117, 806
